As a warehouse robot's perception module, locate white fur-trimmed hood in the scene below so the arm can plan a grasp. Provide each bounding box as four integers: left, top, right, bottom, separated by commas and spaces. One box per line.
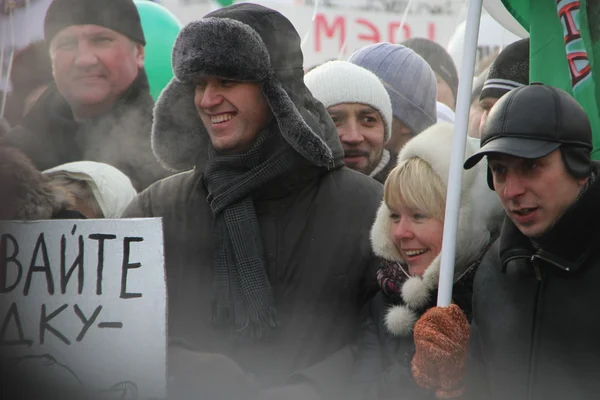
371, 123, 503, 336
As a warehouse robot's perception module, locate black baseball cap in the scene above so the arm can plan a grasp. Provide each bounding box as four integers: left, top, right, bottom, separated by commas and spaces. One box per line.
464, 83, 592, 170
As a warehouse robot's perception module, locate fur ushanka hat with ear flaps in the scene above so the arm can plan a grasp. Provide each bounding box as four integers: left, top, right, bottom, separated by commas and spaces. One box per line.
370, 123, 504, 336
152, 3, 344, 172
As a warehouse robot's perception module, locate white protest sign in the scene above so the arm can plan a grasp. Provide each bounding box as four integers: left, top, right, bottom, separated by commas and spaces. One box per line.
159, 0, 460, 67
0, 218, 166, 400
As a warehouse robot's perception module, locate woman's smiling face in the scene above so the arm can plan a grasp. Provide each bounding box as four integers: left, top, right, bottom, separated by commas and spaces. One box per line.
388, 201, 444, 277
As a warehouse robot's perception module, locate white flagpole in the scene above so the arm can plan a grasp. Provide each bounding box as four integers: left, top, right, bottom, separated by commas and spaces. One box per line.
437, 0, 484, 307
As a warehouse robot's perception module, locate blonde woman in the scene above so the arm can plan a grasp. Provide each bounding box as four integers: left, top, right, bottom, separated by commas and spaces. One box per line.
351, 123, 503, 399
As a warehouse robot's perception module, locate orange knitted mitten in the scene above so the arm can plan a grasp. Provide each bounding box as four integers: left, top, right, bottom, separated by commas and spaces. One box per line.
411, 304, 470, 399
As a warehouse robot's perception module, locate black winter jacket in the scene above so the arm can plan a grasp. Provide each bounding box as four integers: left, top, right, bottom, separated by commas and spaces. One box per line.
467, 167, 600, 400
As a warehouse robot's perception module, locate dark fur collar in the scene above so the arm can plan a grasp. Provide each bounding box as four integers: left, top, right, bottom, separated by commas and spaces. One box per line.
500, 163, 600, 272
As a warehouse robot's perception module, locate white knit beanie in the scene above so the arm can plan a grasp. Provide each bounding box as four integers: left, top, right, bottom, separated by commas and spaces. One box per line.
304, 60, 393, 143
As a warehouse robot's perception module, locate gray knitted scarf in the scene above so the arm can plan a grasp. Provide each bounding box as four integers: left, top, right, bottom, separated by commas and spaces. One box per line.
203, 126, 303, 340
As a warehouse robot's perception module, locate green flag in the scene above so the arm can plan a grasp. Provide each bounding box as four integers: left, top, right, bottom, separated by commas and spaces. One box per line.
501, 0, 600, 159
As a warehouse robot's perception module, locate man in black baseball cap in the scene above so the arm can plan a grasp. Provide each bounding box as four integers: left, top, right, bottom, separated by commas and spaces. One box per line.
1, 0, 171, 191
410, 83, 600, 399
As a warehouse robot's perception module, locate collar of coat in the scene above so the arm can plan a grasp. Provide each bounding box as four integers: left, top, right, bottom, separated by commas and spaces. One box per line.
499, 163, 600, 273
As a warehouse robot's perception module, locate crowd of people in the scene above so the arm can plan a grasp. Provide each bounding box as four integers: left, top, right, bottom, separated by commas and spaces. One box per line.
2, 0, 599, 399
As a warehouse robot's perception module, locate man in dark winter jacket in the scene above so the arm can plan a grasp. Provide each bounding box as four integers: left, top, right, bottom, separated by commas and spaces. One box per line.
1, 0, 171, 191
304, 60, 396, 183
410, 84, 600, 399
123, 4, 382, 400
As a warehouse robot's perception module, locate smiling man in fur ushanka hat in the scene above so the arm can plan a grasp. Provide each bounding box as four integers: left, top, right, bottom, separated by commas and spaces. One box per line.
124, 3, 383, 399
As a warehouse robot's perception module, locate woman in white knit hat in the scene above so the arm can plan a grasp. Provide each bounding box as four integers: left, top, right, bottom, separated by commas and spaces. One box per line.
350, 123, 503, 399
305, 60, 395, 183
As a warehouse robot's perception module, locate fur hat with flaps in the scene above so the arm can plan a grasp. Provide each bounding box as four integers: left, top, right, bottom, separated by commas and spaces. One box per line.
370, 123, 503, 336
152, 3, 343, 172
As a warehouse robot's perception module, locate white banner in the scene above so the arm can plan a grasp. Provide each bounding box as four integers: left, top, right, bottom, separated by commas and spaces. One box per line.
159, 0, 461, 67
0, 219, 167, 400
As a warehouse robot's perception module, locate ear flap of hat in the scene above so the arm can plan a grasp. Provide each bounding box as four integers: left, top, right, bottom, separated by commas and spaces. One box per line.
371, 200, 403, 262
152, 79, 207, 171
261, 79, 334, 168
561, 146, 592, 180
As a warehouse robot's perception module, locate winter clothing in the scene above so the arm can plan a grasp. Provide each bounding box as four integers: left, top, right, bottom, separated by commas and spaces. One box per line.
304, 60, 393, 143
480, 38, 529, 101
411, 304, 470, 399
160, 4, 341, 339
43, 161, 138, 218
349, 123, 503, 400
402, 37, 459, 102
0, 146, 79, 220
349, 43, 437, 135
124, 3, 382, 398
153, 11, 336, 172
205, 127, 302, 339
471, 69, 488, 104
2, 69, 171, 191
44, 0, 146, 45
466, 164, 600, 400
370, 149, 398, 184
465, 84, 593, 188
372, 124, 502, 330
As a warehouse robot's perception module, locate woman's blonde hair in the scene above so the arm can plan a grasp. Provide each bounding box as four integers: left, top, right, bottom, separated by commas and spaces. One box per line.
45, 173, 104, 218
383, 157, 447, 221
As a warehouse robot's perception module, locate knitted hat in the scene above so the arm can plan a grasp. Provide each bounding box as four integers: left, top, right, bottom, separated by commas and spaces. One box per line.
349, 43, 437, 135
402, 37, 459, 103
44, 0, 146, 45
480, 38, 529, 101
304, 60, 393, 143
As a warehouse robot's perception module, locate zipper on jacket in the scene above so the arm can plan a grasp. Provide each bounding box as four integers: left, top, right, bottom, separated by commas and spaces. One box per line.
531, 256, 543, 281
527, 257, 545, 400
532, 252, 570, 272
